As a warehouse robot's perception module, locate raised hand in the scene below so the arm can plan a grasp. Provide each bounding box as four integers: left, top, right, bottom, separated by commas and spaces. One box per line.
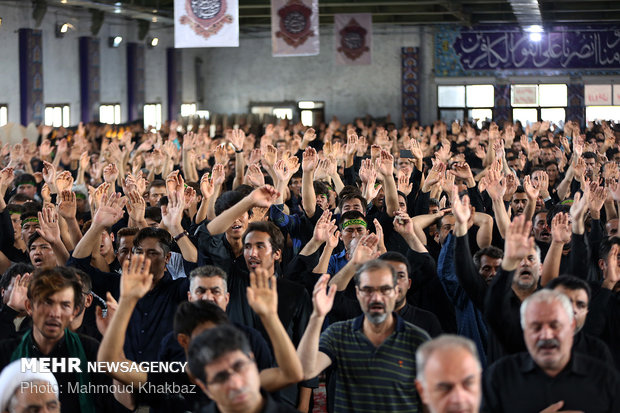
120, 254, 153, 301
397, 171, 413, 196
245, 164, 265, 188
229, 129, 246, 151
214, 144, 228, 166
550, 212, 571, 245
422, 162, 445, 192
200, 173, 215, 199
103, 163, 119, 184
312, 274, 336, 317
393, 211, 415, 236
302, 147, 318, 172
37, 206, 61, 243
7, 273, 31, 312
483, 169, 507, 201
247, 268, 278, 318
314, 158, 331, 181
569, 189, 589, 224
523, 175, 540, 201
55, 170, 74, 194
0, 167, 15, 196
303, 128, 316, 143
452, 187, 471, 226
161, 183, 186, 232
126, 190, 146, 224
313, 210, 336, 244
375, 150, 394, 178
502, 215, 534, 270
350, 234, 380, 265
212, 164, 226, 187
587, 184, 607, 215
93, 192, 125, 228
262, 145, 277, 169
249, 185, 280, 208
57, 190, 77, 220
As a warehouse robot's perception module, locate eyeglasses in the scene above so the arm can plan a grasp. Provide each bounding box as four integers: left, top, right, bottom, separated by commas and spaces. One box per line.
207, 358, 254, 386
357, 286, 395, 296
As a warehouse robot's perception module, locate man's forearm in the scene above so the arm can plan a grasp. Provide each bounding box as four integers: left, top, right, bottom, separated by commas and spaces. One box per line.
328, 260, 357, 291
170, 226, 198, 263
302, 171, 316, 218
383, 174, 399, 217
72, 224, 105, 259
296, 313, 326, 380
207, 197, 253, 235
259, 314, 303, 391
51, 239, 70, 266
541, 241, 564, 287
313, 246, 334, 274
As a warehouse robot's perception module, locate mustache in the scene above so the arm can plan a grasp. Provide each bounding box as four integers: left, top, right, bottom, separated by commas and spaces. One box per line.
369, 302, 386, 310
536, 339, 560, 349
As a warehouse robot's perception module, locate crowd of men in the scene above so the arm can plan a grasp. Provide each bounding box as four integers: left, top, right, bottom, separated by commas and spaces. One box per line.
0, 117, 619, 413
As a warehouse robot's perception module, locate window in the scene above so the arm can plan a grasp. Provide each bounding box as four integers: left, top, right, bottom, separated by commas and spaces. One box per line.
584, 84, 620, 122
511, 84, 567, 125
437, 85, 493, 128
273, 108, 293, 120
144, 103, 162, 130
0, 105, 7, 127
44, 105, 70, 128
298, 101, 325, 127
99, 104, 121, 124
250, 101, 297, 122
181, 103, 197, 117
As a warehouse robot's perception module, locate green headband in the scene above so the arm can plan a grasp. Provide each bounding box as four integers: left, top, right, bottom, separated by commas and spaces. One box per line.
18, 182, 36, 187
342, 218, 367, 229
75, 192, 87, 200
21, 217, 39, 226
319, 193, 329, 199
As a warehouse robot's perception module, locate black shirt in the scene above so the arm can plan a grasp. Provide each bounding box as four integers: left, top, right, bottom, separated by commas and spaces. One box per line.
136, 369, 209, 413
482, 352, 620, 413
201, 389, 298, 413
397, 302, 443, 338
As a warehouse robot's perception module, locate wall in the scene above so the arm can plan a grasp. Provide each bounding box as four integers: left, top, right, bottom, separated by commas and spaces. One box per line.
0, 1, 195, 126
199, 25, 421, 124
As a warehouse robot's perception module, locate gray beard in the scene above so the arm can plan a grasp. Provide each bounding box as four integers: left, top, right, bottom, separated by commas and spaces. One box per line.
366, 311, 388, 325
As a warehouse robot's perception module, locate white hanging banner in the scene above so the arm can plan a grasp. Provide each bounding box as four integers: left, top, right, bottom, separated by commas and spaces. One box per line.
271, 0, 319, 57
334, 13, 372, 65
175, 0, 239, 48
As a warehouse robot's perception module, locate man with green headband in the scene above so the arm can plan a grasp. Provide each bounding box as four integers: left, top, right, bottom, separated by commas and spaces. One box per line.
0, 267, 118, 412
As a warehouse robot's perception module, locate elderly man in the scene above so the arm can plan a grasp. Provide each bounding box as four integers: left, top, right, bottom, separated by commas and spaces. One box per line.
482, 289, 620, 412
415, 335, 482, 413
297, 260, 430, 412
0, 359, 59, 413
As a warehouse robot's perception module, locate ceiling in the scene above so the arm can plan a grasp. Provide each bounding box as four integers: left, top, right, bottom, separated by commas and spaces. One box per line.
42, 0, 620, 27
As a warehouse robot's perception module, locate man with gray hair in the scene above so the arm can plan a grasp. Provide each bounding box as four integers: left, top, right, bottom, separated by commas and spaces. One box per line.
0, 359, 59, 413
414, 335, 482, 413
482, 289, 620, 412
297, 259, 430, 412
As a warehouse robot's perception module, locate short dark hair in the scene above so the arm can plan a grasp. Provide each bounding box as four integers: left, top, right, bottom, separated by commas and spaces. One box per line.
8, 193, 35, 204
0, 263, 34, 291
546, 275, 591, 302
338, 193, 367, 215
116, 227, 139, 249
144, 206, 162, 223
173, 300, 229, 336
6, 203, 24, 215
27, 232, 45, 251
188, 324, 252, 383
243, 221, 285, 253
214, 191, 246, 217
599, 237, 620, 261
189, 265, 228, 285
27, 266, 83, 310
313, 181, 330, 198
378, 251, 411, 278
582, 152, 598, 161
149, 179, 166, 190
133, 227, 172, 255
14, 173, 36, 188
354, 259, 397, 287
473, 246, 504, 270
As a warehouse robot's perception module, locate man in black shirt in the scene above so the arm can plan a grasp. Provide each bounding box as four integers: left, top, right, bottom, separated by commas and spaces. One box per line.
482, 289, 620, 412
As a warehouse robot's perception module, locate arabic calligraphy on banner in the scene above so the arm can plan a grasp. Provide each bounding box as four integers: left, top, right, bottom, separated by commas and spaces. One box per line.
435, 26, 620, 76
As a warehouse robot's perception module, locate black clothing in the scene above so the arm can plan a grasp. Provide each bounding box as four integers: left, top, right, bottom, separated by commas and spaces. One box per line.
397, 302, 443, 337
584, 286, 620, 371
482, 352, 620, 413
0, 304, 30, 340
158, 322, 274, 371
195, 224, 247, 278
202, 389, 298, 413
136, 369, 209, 413
0, 331, 125, 413
124, 272, 189, 362
573, 330, 614, 365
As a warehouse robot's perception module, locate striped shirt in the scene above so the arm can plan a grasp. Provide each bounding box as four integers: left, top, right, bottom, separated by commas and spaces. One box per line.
319, 312, 430, 412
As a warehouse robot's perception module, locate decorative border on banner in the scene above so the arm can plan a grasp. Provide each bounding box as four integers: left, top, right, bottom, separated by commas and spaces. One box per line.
493, 84, 511, 124
435, 24, 620, 77
276, 0, 314, 47
19, 29, 44, 125
180, 0, 233, 40
567, 84, 585, 126
401, 47, 420, 125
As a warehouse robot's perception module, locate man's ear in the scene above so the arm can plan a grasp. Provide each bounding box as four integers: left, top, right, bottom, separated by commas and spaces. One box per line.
84, 294, 94, 308
407, 279, 412, 289
414, 379, 427, 405
25, 299, 33, 316
165, 252, 171, 265
273, 249, 282, 263
598, 258, 606, 272
176, 333, 190, 351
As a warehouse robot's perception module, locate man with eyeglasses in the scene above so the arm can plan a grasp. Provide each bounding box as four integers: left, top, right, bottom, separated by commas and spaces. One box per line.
188, 324, 299, 413
297, 260, 430, 412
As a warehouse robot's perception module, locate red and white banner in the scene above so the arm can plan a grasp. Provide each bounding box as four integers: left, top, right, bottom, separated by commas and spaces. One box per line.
175, 0, 239, 48
271, 0, 319, 56
334, 13, 372, 65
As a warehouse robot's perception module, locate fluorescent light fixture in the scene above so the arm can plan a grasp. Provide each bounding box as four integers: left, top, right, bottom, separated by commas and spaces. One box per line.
109, 36, 123, 47
298, 101, 315, 109
150, 37, 159, 47
525, 25, 543, 42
